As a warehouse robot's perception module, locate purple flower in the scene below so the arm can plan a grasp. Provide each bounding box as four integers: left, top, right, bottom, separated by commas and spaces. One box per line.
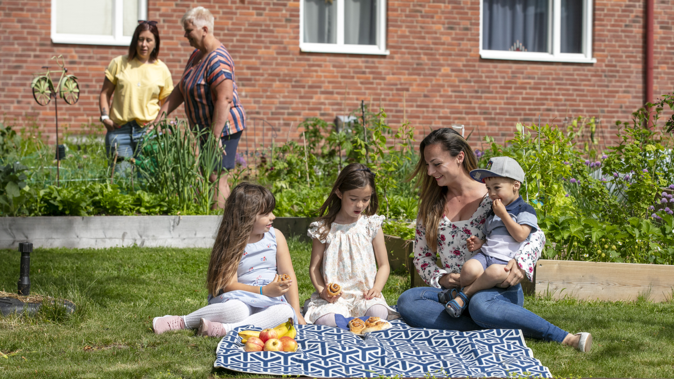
475, 149, 484, 159
613, 172, 619, 178
595, 161, 601, 166
563, 161, 569, 165
665, 207, 672, 213
652, 213, 658, 218
601, 178, 607, 182
662, 192, 668, 197
565, 193, 569, 197
662, 198, 668, 204
584, 160, 590, 165
667, 193, 673, 199
643, 169, 648, 173
649, 205, 655, 211
669, 184, 674, 190
670, 198, 674, 203
624, 174, 631, 181
570, 178, 577, 184
234, 153, 247, 167
668, 209, 674, 215
602, 154, 608, 159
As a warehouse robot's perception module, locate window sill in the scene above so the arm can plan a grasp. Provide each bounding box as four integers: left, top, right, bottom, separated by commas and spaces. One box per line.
300, 43, 389, 56
51, 34, 132, 47
480, 50, 596, 64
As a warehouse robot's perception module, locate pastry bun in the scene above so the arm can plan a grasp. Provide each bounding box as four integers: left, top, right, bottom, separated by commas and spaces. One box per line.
361, 321, 392, 334
348, 318, 366, 334
279, 274, 291, 282
326, 283, 341, 296
365, 317, 381, 327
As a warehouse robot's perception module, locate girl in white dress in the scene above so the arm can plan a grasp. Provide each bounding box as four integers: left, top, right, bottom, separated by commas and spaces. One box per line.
304, 163, 395, 326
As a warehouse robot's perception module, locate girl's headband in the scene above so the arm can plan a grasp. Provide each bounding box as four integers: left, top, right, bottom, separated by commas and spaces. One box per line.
355, 167, 375, 177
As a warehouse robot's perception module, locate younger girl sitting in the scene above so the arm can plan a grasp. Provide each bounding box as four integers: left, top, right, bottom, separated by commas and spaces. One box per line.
153, 183, 306, 337
303, 163, 396, 326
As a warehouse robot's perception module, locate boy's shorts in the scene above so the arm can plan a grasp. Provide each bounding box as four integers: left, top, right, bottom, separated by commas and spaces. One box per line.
470, 251, 509, 270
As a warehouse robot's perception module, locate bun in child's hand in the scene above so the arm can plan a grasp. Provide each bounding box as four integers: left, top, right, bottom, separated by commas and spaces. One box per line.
279, 274, 291, 282
326, 283, 341, 296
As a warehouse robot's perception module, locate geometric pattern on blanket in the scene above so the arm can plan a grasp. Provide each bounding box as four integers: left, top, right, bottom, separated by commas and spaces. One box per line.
214, 320, 552, 378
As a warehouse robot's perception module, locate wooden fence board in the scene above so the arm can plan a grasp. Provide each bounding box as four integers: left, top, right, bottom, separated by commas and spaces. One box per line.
535, 260, 674, 302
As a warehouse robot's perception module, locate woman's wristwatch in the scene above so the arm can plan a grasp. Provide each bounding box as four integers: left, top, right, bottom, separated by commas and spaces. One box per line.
100, 115, 109, 123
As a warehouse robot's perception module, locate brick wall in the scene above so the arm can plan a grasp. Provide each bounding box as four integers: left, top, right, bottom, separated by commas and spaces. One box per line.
1, 0, 672, 156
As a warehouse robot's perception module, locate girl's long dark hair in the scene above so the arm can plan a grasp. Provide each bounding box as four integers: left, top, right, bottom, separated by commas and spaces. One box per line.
207, 183, 275, 296
315, 163, 378, 241
409, 128, 478, 253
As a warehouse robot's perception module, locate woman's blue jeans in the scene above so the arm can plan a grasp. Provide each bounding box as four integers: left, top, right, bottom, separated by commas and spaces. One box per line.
105, 121, 146, 175
397, 285, 568, 343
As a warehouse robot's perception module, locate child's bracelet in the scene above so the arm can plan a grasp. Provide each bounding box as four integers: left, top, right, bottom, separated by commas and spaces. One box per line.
259, 286, 263, 295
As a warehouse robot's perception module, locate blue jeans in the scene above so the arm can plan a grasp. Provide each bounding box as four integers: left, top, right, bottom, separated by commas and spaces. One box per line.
397, 285, 568, 343
105, 121, 147, 174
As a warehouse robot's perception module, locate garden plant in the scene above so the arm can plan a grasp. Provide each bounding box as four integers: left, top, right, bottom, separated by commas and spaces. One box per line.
2, 92, 674, 266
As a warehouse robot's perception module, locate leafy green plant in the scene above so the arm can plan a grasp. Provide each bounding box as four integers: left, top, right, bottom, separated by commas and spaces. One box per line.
0, 162, 32, 216
136, 119, 224, 215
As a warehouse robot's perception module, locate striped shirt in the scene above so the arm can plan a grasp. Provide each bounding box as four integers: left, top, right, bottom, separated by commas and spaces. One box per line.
179, 45, 245, 136
480, 196, 538, 262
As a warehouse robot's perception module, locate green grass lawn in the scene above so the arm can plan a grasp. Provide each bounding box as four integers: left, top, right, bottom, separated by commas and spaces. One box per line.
1, 239, 673, 378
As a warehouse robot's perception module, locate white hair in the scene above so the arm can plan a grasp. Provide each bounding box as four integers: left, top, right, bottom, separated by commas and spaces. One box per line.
181, 6, 214, 33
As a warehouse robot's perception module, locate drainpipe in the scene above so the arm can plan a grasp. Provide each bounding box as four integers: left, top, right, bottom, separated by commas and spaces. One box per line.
645, 0, 654, 126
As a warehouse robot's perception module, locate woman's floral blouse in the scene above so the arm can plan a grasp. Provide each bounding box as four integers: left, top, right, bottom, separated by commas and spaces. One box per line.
413, 195, 545, 288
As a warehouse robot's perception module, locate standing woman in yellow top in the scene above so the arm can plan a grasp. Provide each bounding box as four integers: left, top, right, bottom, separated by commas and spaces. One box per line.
99, 20, 173, 173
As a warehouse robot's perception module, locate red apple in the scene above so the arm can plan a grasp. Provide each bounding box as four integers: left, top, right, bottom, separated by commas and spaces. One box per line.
259, 328, 278, 343
279, 336, 298, 352
264, 338, 282, 351
244, 336, 265, 352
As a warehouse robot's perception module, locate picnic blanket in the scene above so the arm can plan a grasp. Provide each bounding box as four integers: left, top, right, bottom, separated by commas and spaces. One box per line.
214, 320, 552, 378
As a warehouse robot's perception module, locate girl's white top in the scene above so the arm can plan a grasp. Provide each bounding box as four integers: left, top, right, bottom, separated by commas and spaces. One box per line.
303, 214, 397, 323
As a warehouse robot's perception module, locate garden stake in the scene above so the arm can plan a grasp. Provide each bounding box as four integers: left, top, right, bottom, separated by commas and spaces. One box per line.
303, 132, 309, 185
361, 100, 369, 165
110, 145, 118, 185
18, 242, 32, 296
54, 91, 60, 187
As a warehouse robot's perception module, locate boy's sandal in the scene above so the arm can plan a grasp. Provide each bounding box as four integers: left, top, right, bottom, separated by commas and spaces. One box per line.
437, 287, 459, 304
576, 332, 593, 353
444, 289, 469, 318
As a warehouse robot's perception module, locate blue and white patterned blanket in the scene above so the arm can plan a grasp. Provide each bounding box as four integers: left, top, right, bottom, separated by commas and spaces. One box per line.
214, 320, 552, 378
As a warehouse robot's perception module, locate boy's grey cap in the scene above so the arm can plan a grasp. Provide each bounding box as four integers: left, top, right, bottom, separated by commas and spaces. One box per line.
470, 156, 525, 183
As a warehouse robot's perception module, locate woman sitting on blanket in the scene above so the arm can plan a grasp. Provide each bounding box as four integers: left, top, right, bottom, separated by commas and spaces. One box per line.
396, 128, 592, 352
303, 163, 397, 326
153, 183, 306, 337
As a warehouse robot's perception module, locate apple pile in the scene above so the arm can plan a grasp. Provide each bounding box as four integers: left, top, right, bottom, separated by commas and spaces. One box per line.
244, 328, 298, 352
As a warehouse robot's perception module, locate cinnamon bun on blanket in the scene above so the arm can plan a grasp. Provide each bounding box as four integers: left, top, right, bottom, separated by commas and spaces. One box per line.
348, 318, 366, 334
361, 321, 392, 334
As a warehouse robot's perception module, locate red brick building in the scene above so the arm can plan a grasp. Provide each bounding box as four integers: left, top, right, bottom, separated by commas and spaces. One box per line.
1, 0, 672, 154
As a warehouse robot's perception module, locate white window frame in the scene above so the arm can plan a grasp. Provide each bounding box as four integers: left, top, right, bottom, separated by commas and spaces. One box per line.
479, 0, 596, 64
51, 0, 148, 46
299, 0, 389, 56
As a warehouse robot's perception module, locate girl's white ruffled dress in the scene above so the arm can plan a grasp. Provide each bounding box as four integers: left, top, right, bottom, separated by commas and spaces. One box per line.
303, 214, 397, 323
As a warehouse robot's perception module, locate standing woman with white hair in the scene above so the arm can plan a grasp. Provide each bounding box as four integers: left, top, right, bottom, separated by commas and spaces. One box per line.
154, 6, 246, 208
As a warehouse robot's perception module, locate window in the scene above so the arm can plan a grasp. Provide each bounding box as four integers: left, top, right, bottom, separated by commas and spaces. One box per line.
480, 0, 595, 63
51, 0, 147, 46
300, 0, 388, 55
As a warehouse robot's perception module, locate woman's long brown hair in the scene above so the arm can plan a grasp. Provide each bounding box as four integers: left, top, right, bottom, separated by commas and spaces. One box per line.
315, 163, 378, 241
207, 183, 276, 296
409, 128, 478, 253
